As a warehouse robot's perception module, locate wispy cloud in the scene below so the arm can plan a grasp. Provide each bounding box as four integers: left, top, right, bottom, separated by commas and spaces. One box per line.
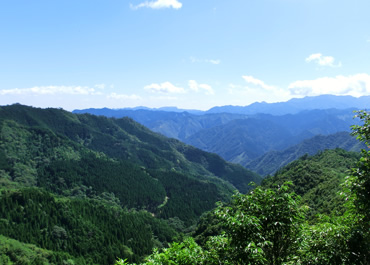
95, 84, 106, 89
188, 80, 214, 95
144, 81, 185, 93
130, 0, 182, 10
190, 56, 221, 65
305, 53, 342, 67
0, 85, 101, 96
288, 73, 370, 97
107, 93, 142, 100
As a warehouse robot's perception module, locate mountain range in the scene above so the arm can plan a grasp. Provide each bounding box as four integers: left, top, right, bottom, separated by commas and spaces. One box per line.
77, 95, 369, 116
206, 94, 370, 115
74, 95, 367, 167
1, 98, 368, 264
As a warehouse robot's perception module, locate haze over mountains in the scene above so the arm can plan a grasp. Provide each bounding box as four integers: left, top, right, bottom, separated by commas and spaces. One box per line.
1, 95, 369, 263
75, 95, 369, 116
74, 95, 368, 170
246, 131, 365, 176
206, 94, 370, 115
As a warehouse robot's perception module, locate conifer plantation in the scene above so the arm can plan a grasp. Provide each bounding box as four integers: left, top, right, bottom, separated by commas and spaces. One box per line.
0, 104, 259, 264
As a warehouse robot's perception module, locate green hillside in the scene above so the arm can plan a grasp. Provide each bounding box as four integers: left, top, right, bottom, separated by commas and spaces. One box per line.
261, 148, 360, 219
126, 110, 369, 265
130, 146, 369, 265
0, 104, 261, 263
192, 148, 361, 245
0, 104, 261, 193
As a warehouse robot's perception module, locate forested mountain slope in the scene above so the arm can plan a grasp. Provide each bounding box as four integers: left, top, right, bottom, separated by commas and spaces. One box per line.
247, 131, 365, 176
193, 148, 361, 244
0, 104, 261, 193
121, 143, 370, 265
0, 104, 261, 264
261, 148, 361, 219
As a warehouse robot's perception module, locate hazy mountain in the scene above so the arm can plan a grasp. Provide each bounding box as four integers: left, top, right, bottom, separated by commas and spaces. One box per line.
73, 108, 248, 140
206, 95, 370, 115
74, 102, 361, 168
184, 118, 292, 165
184, 109, 358, 165
75, 95, 369, 118
246, 131, 365, 176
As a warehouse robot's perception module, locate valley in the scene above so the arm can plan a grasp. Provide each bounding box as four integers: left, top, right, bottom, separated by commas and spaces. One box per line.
2, 1, 370, 263
0, 97, 369, 264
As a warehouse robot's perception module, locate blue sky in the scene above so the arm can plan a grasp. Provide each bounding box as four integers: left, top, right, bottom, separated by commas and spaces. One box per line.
0, 0, 369, 110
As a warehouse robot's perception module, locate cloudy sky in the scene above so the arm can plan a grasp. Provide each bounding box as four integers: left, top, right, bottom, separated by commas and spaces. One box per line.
1, 0, 369, 111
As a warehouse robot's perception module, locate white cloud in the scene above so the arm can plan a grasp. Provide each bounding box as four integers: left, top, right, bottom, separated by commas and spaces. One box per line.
130, 0, 182, 10
144, 81, 185, 93
190, 56, 221, 65
107, 93, 142, 100
188, 80, 214, 95
0, 85, 100, 96
230, 76, 292, 103
306, 53, 342, 67
242, 76, 275, 91
288, 73, 370, 97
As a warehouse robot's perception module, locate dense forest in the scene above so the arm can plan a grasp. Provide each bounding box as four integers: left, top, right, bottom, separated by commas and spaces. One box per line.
116, 110, 370, 265
0, 104, 369, 264
0, 104, 259, 263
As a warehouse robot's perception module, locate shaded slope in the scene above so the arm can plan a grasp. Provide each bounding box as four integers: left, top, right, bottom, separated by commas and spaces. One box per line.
184, 109, 357, 164
247, 131, 365, 176
185, 118, 292, 165
73, 108, 248, 140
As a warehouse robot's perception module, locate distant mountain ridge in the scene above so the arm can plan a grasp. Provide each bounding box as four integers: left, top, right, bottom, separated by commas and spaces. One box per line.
75, 106, 361, 165
206, 95, 370, 115
184, 109, 358, 165
75, 95, 369, 116
73, 95, 367, 167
